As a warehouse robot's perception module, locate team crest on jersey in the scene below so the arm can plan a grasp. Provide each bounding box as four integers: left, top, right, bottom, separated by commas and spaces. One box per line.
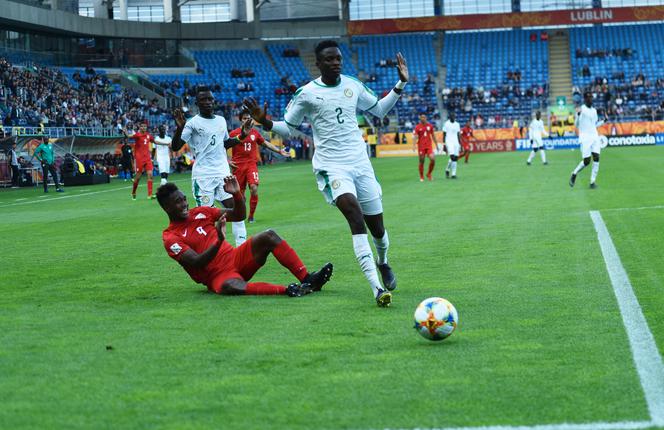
170, 243, 183, 255
201, 196, 211, 205
250, 135, 255, 141
344, 88, 353, 98
331, 179, 341, 190
195, 213, 207, 220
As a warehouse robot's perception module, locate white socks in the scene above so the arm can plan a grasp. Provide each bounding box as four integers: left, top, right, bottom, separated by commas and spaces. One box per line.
573, 161, 587, 175
591, 161, 600, 183
451, 161, 457, 176
540, 150, 547, 163
160, 178, 167, 186
372, 231, 389, 265
446, 160, 452, 172
527, 151, 535, 163
352, 234, 382, 297
232, 221, 247, 246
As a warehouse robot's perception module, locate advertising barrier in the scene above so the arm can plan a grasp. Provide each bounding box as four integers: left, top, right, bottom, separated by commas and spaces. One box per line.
470, 140, 515, 153
516, 134, 664, 151
516, 136, 579, 151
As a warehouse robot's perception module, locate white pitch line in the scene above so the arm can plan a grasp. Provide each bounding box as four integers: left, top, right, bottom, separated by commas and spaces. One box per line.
0, 185, 132, 208
590, 210, 664, 426
389, 420, 655, 430
601, 205, 664, 212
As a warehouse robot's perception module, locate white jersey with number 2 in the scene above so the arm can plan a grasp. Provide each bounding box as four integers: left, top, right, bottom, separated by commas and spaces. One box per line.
284, 75, 379, 170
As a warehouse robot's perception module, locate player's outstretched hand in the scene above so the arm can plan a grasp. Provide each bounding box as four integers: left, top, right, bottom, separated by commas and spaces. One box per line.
278, 148, 289, 157
240, 117, 253, 138
223, 175, 241, 195
396, 52, 409, 83
243, 98, 268, 124
215, 213, 227, 243
173, 108, 186, 129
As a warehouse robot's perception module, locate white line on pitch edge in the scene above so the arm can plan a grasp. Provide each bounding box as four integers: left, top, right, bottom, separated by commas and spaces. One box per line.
387, 420, 655, 430
590, 210, 664, 426
601, 205, 664, 212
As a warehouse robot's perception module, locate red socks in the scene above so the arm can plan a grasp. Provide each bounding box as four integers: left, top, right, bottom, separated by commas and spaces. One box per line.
249, 194, 258, 219
273, 240, 308, 282
131, 179, 139, 195
418, 163, 424, 179
245, 282, 286, 295
427, 160, 435, 176
147, 179, 153, 196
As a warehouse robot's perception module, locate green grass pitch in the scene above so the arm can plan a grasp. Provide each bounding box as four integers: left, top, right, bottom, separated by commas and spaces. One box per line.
1, 147, 663, 430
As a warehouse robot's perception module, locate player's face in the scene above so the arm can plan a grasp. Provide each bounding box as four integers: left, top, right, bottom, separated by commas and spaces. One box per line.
240, 113, 253, 126
165, 190, 189, 220
140, 124, 147, 133
158, 126, 165, 136
419, 115, 427, 124
536, 112, 541, 120
316, 47, 342, 80
196, 91, 215, 116
450, 113, 456, 122
584, 93, 593, 107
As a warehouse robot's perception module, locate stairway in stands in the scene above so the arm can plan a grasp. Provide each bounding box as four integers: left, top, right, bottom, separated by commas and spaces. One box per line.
548, 30, 573, 108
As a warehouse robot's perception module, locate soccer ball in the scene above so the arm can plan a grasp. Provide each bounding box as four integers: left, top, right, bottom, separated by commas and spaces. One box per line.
414, 297, 458, 341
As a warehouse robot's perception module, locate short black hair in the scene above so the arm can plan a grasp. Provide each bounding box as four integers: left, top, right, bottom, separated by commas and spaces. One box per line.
156, 182, 179, 209
239, 108, 250, 120
315, 40, 340, 59
196, 85, 211, 94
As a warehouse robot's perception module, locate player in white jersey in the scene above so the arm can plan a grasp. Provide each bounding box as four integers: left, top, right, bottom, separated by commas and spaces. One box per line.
526, 111, 549, 166
442, 112, 461, 179
244, 40, 408, 307
154, 125, 173, 186
570, 92, 606, 189
172, 87, 252, 245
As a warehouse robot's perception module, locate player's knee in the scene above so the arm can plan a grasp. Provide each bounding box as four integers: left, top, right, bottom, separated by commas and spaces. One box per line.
592, 153, 600, 162
250, 185, 258, 196
264, 229, 282, 246
583, 157, 591, 166
221, 278, 246, 295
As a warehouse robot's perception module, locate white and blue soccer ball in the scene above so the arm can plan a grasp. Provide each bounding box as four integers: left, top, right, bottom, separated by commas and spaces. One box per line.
414, 297, 458, 341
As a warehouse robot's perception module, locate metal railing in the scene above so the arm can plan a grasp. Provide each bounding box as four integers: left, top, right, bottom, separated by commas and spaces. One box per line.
5, 126, 122, 138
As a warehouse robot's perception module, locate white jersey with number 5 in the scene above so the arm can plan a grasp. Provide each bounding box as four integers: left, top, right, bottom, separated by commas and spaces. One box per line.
284, 75, 379, 170
180, 114, 231, 179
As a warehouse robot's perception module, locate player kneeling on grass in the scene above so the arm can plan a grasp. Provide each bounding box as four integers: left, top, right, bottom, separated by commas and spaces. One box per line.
158, 177, 333, 296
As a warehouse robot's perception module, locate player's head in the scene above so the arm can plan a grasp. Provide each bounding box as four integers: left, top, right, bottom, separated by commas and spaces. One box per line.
419, 114, 427, 124
536, 110, 541, 120
584, 91, 593, 107
195, 86, 215, 116
158, 125, 166, 136
239, 108, 253, 125
157, 183, 189, 221
315, 40, 342, 80
139, 123, 147, 132
449, 112, 456, 122
465, 120, 471, 127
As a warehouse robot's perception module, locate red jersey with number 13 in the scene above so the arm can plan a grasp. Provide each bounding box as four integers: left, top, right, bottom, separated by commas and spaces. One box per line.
230, 128, 265, 166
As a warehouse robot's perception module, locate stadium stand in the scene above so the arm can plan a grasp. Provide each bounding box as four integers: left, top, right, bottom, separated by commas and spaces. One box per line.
353, 33, 439, 130
442, 29, 549, 128
569, 23, 664, 122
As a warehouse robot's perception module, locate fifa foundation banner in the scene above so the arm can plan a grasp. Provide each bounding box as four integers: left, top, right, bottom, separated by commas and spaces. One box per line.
516, 136, 579, 151
348, 5, 664, 35
516, 134, 664, 151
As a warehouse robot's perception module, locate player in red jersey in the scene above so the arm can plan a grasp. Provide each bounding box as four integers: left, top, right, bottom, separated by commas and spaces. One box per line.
229, 110, 289, 223
128, 122, 156, 200
460, 121, 474, 164
158, 179, 333, 296
412, 114, 439, 181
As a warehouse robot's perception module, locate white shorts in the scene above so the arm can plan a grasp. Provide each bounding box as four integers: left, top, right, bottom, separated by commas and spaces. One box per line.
446, 142, 460, 157
580, 135, 601, 158
314, 163, 383, 216
192, 177, 232, 207
531, 138, 543, 149
157, 155, 170, 174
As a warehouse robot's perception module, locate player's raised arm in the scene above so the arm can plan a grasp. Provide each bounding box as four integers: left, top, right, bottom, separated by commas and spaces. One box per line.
171, 108, 187, 152
219, 175, 246, 222
363, 52, 409, 118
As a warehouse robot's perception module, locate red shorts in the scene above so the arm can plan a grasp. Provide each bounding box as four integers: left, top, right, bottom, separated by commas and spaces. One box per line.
135, 158, 153, 174
235, 164, 259, 193
418, 144, 434, 156
461, 141, 471, 151
207, 238, 262, 294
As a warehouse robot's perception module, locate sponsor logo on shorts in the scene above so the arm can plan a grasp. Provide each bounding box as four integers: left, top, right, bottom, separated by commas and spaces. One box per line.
170, 243, 183, 255
607, 134, 656, 147
344, 88, 353, 98
331, 179, 341, 190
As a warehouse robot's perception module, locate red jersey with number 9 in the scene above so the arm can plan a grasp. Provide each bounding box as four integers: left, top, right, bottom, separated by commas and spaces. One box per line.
230, 128, 265, 166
